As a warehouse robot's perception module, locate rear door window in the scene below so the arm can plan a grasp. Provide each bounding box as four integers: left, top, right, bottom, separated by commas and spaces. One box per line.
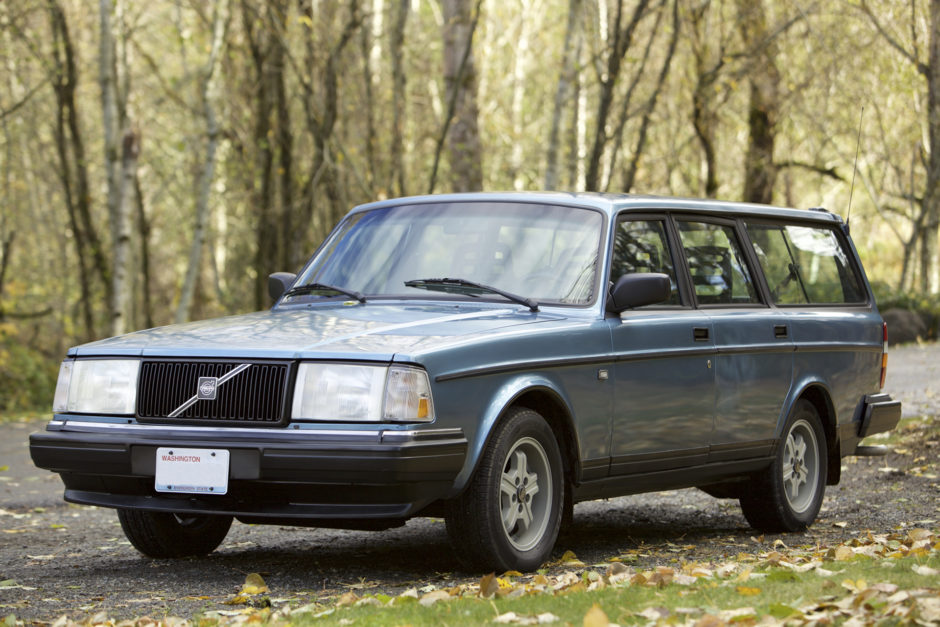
676, 220, 760, 305
745, 223, 865, 305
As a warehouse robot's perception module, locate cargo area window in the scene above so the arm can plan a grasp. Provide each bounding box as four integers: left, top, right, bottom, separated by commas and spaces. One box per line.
745, 223, 865, 304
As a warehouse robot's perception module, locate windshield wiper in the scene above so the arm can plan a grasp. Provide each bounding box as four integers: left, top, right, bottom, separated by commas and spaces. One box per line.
405, 278, 538, 312
283, 282, 366, 303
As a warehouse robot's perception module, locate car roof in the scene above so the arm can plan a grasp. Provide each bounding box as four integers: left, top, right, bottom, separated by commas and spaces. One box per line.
351, 192, 846, 225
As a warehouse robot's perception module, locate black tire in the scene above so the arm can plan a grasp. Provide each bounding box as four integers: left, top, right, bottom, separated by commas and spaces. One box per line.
739, 399, 828, 532
118, 509, 233, 558
446, 407, 564, 572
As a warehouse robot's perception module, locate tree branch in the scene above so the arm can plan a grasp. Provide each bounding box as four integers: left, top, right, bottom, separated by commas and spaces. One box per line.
858, 0, 925, 73
776, 160, 845, 181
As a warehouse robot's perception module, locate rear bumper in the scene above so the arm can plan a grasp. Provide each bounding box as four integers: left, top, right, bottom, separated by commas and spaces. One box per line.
30, 420, 467, 520
857, 393, 902, 439
838, 393, 902, 458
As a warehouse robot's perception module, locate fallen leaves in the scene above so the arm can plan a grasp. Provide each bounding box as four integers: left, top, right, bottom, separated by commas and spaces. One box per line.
2, 528, 936, 627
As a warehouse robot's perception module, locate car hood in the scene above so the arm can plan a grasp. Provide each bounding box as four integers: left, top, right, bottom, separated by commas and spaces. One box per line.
70, 303, 566, 361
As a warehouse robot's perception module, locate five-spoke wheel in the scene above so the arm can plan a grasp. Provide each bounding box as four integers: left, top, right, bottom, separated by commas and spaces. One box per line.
740, 399, 828, 532
447, 407, 563, 572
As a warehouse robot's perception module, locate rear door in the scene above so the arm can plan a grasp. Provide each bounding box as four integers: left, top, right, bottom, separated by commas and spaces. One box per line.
672, 217, 794, 462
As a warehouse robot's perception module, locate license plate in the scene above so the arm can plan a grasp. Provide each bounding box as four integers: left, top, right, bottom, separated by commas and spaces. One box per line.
155, 447, 229, 495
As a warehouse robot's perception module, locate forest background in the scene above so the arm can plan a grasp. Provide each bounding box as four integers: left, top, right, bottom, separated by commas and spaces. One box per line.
0, 0, 938, 412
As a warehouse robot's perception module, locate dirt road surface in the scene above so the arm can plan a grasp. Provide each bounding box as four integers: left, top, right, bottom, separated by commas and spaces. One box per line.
1, 344, 937, 621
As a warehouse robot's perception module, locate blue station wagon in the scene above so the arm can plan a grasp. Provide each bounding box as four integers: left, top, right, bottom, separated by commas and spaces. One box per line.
30, 192, 901, 571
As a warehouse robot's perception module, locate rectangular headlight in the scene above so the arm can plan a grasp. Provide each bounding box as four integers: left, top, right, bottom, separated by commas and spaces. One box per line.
292, 363, 386, 421
62, 359, 140, 415
291, 363, 435, 423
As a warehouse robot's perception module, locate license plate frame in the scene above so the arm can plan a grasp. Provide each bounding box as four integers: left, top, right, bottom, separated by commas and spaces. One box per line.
155, 447, 229, 495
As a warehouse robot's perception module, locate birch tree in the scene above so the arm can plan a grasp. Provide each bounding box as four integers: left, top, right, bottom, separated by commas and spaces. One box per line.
431, 0, 484, 193
175, 0, 230, 323
545, 0, 583, 190
99, 0, 139, 335
860, 0, 940, 294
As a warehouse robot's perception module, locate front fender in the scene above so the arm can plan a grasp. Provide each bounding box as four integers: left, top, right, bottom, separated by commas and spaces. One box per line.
449, 373, 577, 495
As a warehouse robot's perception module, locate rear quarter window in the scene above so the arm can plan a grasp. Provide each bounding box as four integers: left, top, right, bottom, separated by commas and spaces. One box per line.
744, 222, 865, 305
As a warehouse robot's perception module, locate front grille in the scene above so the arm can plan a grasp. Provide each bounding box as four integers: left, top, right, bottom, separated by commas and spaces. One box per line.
137, 360, 292, 426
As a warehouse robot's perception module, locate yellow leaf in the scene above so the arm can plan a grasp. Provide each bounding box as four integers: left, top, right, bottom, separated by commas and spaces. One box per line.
583, 604, 609, 627
736, 586, 761, 596
240, 573, 269, 596
833, 546, 854, 561
734, 568, 753, 582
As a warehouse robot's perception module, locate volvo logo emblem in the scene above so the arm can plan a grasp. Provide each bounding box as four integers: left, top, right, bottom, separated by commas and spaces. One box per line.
168, 363, 252, 417
197, 377, 218, 400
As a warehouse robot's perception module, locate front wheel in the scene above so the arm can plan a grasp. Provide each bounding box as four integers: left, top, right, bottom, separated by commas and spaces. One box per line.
118, 510, 233, 558
739, 399, 828, 532
446, 407, 564, 572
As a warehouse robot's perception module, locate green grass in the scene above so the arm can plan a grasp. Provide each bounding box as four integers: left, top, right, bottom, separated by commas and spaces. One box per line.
275, 551, 939, 625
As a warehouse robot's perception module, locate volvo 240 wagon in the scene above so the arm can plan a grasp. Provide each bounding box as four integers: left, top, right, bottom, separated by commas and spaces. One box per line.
31, 192, 901, 571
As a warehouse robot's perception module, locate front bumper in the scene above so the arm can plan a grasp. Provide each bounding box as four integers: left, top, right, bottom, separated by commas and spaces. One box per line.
30, 419, 468, 521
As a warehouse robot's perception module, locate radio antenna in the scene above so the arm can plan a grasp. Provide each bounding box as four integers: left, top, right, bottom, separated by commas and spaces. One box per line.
846, 106, 865, 231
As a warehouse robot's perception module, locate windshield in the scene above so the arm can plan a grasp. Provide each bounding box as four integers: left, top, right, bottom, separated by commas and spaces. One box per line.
292, 201, 604, 306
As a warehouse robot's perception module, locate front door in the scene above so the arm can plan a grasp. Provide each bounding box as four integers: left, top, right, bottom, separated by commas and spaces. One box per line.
607, 216, 716, 475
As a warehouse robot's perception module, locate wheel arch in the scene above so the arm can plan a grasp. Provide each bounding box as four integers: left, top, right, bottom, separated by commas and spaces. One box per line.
452, 378, 581, 497
792, 383, 841, 486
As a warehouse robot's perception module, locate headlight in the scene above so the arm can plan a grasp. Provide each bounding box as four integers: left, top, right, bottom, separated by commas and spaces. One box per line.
291, 363, 434, 423
53, 359, 140, 415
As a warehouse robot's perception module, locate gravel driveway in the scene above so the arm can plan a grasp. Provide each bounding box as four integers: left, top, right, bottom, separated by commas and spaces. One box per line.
1, 344, 937, 621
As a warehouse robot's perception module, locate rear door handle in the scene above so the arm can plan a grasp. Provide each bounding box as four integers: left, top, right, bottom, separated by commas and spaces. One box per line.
774, 324, 789, 339
693, 327, 710, 341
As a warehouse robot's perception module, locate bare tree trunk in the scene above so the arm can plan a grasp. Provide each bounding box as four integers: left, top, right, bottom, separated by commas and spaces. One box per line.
737, 0, 780, 205
689, 0, 724, 197
583, 0, 651, 192
544, 0, 581, 190
921, 0, 940, 294
295, 0, 362, 276
389, 0, 410, 196
509, 0, 536, 190
134, 173, 153, 328
47, 0, 109, 340
176, 0, 230, 323
270, 0, 295, 271
621, 0, 679, 192
359, 1, 379, 191
566, 29, 585, 190
432, 0, 484, 193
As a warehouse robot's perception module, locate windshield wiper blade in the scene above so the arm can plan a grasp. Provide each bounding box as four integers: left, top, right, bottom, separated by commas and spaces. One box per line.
283, 282, 366, 303
405, 277, 538, 312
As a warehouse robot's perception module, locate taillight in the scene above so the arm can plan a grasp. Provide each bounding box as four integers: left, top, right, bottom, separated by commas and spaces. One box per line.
880, 321, 888, 389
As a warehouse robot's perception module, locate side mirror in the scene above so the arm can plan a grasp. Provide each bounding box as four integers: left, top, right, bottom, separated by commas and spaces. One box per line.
607, 272, 671, 313
268, 272, 297, 301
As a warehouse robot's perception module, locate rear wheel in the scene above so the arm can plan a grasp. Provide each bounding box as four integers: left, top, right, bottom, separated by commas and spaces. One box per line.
739, 399, 827, 532
446, 407, 564, 572
118, 509, 233, 558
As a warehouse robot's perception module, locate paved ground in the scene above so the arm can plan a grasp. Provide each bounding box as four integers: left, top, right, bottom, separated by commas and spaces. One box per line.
1, 343, 937, 621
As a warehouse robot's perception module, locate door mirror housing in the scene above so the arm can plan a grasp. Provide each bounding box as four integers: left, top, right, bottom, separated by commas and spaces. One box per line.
607, 272, 671, 313
268, 272, 297, 301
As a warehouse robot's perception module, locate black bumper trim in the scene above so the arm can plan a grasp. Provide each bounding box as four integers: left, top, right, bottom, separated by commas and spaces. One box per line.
858, 393, 902, 439
30, 422, 468, 518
